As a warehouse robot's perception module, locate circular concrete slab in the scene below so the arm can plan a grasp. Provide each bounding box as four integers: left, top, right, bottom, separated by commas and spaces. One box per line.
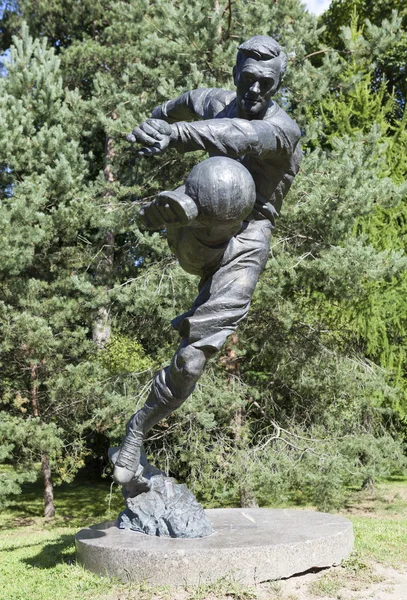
75, 508, 354, 586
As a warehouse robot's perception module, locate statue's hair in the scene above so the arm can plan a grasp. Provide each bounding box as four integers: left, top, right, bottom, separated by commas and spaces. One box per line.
236, 35, 287, 80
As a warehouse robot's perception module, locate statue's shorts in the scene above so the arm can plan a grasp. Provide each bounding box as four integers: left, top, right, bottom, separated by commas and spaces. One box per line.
171, 219, 272, 353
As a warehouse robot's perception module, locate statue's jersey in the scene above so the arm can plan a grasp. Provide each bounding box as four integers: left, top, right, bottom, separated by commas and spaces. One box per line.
152, 88, 302, 226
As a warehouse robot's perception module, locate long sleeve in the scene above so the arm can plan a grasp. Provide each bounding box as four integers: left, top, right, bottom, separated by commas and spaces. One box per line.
170, 118, 295, 159
152, 88, 235, 123
152, 89, 215, 123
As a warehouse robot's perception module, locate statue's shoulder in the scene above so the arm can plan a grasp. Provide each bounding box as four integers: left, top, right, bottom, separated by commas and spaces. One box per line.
264, 102, 301, 144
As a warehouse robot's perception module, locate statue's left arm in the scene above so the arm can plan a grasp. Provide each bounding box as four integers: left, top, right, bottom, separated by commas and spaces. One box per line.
127, 117, 298, 158
168, 117, 299, 159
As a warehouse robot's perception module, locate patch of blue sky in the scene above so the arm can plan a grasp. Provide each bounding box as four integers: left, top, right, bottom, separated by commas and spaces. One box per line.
303, 0, 331, 16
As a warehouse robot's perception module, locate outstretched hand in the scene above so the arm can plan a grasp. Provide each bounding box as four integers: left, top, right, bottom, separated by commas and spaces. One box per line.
127, 119, 173, 156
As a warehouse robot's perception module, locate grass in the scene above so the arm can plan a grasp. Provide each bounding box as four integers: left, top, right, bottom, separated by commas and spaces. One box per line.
344, 477, 407, 567
0, 477, 124, 600
0, 476, 406, 600
0, 477, 123, 530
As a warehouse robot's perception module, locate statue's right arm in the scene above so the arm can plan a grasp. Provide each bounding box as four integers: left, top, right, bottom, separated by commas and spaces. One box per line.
151, 88, 219, 123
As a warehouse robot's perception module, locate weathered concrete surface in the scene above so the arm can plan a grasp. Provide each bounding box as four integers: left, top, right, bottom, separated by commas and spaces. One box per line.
75, 508, 354, 586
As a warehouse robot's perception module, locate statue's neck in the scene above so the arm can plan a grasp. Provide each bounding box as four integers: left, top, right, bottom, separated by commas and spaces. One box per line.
236, 99, 273, 121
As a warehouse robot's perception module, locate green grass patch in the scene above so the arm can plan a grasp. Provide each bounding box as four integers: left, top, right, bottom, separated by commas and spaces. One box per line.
0, 477, 126, 600
341, 479, 407, 567
0, 525, 116, 600
350, 516, 407, 567
308, 478, 407, 598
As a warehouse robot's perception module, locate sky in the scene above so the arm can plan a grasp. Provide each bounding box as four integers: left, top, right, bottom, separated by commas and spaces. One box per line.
303, 0, 332, 16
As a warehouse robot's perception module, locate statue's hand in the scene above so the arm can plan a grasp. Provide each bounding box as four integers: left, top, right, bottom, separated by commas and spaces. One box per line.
127, 119, 173, 156
140, 190, 199, 230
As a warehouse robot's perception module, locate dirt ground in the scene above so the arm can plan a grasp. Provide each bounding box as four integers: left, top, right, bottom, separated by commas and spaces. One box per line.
115, 562, 407, 600
128, 563, 407, 600
268, 563, 407, 600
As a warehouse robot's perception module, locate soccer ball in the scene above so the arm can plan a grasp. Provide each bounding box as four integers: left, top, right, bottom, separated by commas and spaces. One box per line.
185, 156, 256, 226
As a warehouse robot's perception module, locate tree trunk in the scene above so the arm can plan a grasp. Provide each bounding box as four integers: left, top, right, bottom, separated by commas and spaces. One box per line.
92, 113, 117, 348
224, 335, 259, 508
31, 363, 55, 518
214, 0, 223, 42
93, 305, 111, 348
41, 453, 55, 518
234, 405, 259, 508
225, 0, 232, 40
362, 476, 375, 492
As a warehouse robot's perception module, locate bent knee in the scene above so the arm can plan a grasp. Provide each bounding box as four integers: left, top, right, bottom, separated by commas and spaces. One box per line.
174, 344, 207, 379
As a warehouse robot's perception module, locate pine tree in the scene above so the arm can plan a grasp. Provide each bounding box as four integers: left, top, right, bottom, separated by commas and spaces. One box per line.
0, 25, 116, 515
300, 14, 407, 413
321, 0, 407, 109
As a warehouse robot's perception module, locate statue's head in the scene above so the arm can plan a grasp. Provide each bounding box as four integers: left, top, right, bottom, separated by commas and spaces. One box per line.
233, 35, 287, 119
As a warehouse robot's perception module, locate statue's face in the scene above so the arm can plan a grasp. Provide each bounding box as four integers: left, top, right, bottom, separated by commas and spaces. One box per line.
234, 56, 282, 118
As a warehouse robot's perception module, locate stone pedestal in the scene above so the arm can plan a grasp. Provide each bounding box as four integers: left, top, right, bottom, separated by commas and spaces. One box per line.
75, 508, 354, 586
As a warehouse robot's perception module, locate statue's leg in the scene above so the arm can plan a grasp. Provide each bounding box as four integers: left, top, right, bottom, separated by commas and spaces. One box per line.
113, 219, 271, 484
173, 219, 272, 351
113, 341, 212, 484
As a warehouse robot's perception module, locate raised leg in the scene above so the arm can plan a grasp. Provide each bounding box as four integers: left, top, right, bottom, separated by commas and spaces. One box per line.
113, 340, 212, 484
